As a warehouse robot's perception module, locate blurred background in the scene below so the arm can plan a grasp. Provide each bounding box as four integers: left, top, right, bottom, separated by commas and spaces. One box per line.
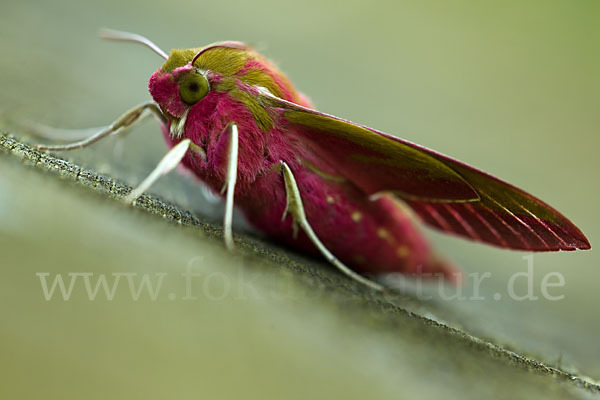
0, 0, 598, 398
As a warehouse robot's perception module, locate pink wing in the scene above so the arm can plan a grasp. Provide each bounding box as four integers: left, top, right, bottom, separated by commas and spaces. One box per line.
263, 95, 590, 251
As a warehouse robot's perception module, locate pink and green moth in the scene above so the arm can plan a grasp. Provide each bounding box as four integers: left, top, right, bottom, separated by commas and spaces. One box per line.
38, 29, 590, 291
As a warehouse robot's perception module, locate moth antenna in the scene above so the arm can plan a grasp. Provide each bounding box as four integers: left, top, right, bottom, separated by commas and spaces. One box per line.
99, 28, 168, 60
191, 41, 248, 65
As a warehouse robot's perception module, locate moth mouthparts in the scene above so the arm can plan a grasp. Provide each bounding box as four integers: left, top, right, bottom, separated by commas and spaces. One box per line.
169, 108, 190, 139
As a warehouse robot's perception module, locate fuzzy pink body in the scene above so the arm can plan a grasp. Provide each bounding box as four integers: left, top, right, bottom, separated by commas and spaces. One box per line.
150, 63, 451, 278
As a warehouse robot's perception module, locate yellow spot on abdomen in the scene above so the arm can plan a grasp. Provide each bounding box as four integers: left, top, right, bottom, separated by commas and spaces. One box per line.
351, 212, 362, 222
377, 228, 395, 244
326, 196, 335, 204
397, 246, 410, 258
377, 228, 390, 239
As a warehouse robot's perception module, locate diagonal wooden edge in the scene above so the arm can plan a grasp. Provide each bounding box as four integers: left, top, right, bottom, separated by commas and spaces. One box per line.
1, 132, 599, 395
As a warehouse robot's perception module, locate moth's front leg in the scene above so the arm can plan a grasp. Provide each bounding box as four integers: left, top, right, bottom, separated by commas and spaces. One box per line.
35, 102, 166, 151
120, 136, 206, 204
124, 139, 192, 204
279, 162, 384, 292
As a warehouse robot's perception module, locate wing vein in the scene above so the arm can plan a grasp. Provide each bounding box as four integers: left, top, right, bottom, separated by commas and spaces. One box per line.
442, 203, 481, 241
423, 204, 454, 232
508, 196, 570, 248
478, 193, 531, 249
462, 203, 509, 247
484, 193, 549, 249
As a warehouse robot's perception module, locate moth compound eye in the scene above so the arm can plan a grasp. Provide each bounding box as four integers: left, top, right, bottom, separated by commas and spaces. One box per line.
179, 72, 209, 105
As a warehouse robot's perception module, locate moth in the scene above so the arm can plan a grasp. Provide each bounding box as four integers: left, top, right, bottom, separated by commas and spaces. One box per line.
37, 29, 590, 291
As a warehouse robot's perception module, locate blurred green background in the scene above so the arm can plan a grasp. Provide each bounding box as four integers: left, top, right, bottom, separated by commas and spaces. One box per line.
1, 0, 599, 398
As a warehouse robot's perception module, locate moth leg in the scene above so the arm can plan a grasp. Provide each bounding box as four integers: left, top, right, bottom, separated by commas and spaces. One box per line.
124, 139, 191, 204
280, 162, 384, 292
36, 101, 166, 151
219, 123, 239, 251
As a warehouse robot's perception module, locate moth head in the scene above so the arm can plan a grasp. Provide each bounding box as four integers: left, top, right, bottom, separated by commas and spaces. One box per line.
147, 64, 207, 119
99, 29, 303, 121
147, 42, 250, 119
